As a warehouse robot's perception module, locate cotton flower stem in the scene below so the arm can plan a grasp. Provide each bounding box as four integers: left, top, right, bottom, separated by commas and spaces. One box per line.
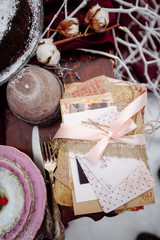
47, 28, 59, 38
53, 23, 120, 46
84, 25, 90, 35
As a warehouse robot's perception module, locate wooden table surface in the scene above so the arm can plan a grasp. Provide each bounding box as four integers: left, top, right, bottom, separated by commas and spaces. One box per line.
0, 47, 116, 239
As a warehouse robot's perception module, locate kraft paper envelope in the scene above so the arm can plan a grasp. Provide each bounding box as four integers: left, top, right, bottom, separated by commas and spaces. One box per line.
72, 190, 102, 215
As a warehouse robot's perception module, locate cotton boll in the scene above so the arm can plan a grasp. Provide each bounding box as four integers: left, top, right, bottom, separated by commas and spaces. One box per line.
36, 38, 60, 66
57, 17, 79, 38
85, 4, 100, 23
85, 4, 109, 32
93, 7, 109, 29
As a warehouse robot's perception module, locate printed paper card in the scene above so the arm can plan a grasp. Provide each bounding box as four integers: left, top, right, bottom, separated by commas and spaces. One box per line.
61, 92, 114, 115
63, 106, 118, 125
69, 152, 97, 203
75, 153, 139, 192
63, 75, 113, 99
77, 155, 156, 213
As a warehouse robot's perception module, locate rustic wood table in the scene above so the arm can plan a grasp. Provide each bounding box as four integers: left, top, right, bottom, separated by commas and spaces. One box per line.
0, 47, 117, 239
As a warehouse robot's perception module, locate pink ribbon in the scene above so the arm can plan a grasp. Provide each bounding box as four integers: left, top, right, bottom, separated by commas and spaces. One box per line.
54, 91, 147, 163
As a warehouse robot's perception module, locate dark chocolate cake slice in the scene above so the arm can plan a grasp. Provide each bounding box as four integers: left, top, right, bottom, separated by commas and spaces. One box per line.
0, 0, 31, 72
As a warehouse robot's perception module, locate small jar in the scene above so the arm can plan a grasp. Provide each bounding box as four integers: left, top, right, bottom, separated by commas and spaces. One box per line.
6, 65, 63, 125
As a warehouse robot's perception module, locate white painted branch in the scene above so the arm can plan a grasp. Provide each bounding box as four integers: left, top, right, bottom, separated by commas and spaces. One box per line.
68, 0, 89, 18
42, 0, 66, 38
116, 37, 158, 60
64, 0, 68, 18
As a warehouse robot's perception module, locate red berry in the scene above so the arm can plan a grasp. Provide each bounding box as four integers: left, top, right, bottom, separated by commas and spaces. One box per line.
0, 197, 8, 206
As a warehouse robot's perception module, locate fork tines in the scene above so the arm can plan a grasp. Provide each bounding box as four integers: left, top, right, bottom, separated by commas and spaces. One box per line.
40, 135, 54, 162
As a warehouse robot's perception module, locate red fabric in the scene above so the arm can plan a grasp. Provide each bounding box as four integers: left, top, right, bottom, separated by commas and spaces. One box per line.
43, 0, 117, 51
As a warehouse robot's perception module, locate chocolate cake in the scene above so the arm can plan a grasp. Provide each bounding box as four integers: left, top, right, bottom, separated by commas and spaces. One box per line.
0, 0, 31, 72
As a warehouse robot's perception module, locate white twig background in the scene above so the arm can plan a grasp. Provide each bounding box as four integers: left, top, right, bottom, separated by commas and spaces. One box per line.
111, 0, 160, 98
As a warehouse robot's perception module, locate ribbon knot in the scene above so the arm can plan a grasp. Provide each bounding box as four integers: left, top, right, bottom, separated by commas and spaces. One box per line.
107, 130, 113, 138
85, 119, 137, 163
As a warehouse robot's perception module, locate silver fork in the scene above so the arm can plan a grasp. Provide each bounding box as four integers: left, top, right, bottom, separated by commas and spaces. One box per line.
32, 126, 55, 239
40, 135, 57, 186
40, 135, 65, 240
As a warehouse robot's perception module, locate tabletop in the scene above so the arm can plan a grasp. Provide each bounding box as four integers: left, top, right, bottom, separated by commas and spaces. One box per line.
0, 47, 115, 239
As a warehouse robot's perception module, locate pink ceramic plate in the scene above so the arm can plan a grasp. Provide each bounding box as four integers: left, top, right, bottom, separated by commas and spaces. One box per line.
0, 159, 33, 240
0, 145, 46, 240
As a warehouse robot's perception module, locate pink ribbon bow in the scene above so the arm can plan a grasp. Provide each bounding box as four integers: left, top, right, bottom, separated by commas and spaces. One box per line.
54, 91, 147, 163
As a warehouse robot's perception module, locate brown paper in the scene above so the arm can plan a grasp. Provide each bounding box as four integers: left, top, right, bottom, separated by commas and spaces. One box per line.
53, 150, 70, 188
63, 75, 113, 98
72, 190, 102, 215
53, 149, 73, 206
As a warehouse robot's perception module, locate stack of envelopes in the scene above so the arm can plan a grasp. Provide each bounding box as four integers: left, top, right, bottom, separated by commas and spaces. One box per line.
52, 75, 156, 216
